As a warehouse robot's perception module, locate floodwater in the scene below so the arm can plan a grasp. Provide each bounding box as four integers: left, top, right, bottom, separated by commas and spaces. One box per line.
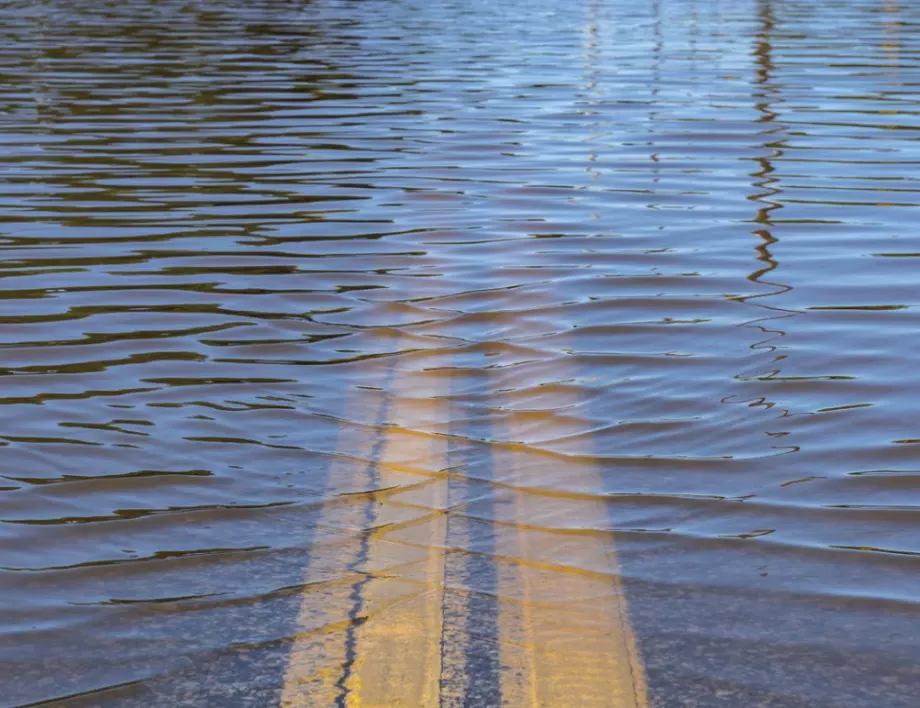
1, 0, 919, 705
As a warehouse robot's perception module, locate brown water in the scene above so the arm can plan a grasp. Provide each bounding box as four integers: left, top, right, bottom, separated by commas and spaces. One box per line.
2, 0, 920, 705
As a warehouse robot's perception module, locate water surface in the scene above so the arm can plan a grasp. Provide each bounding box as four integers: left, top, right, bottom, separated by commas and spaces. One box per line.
2, 0, 920, 705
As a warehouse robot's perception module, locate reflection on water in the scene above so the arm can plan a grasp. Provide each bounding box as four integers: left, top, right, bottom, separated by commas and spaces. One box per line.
2, 0, 920, 705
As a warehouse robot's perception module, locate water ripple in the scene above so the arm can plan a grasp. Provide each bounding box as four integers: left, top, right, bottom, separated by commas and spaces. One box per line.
2, 0, 920, 705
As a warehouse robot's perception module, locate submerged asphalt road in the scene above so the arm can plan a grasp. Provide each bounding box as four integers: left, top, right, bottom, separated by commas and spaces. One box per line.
3, 0, 920, 706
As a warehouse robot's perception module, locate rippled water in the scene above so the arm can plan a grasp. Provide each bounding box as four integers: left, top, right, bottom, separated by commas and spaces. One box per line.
2, 0, 920, 705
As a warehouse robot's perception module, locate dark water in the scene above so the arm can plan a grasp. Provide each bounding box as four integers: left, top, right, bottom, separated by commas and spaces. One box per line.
2, 0, 920, 705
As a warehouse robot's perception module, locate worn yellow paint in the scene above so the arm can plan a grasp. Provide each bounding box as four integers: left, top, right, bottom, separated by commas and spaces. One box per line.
493, 418, 650, 706
281, 341, 648, 706
494, 491, 650, 707
280, 356, 452, 707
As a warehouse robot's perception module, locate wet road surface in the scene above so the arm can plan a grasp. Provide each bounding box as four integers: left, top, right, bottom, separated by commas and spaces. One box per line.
2, 0, 920, 705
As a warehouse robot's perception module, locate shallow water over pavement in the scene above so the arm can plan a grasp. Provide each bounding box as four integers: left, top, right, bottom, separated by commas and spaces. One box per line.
2, 0, 920, 705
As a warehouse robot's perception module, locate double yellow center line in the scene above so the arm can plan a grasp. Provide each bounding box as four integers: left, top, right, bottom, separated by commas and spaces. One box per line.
280, 330, 648, 707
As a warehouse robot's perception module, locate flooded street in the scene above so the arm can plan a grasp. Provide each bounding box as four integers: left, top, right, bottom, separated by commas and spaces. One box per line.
2, 0, 920, 705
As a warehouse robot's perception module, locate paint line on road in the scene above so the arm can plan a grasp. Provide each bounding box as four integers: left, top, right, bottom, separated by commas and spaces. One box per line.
492, 380, 650, 707
281, 358, 453, 707
280, 332, 648, 706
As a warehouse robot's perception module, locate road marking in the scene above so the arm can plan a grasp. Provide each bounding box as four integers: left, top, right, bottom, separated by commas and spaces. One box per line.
281, 356, 452, 707
280, 339, 649, 706
493, 402, 649, 706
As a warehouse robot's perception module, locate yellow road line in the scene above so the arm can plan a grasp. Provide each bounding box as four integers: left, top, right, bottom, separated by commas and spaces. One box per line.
493, 399, 649, 706
281, 356, 452, 707
280, 339, 648, 706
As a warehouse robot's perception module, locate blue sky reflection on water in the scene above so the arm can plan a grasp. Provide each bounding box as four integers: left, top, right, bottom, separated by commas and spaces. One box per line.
0, 0, 919, 705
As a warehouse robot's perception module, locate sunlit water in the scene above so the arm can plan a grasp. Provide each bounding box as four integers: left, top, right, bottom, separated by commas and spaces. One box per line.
2, 0, 920, 705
